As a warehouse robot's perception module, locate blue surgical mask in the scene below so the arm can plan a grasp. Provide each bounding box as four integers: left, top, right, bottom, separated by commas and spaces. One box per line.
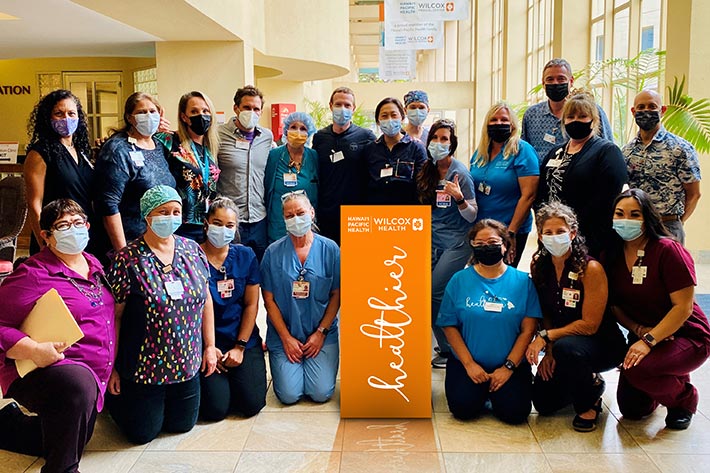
541, 232, 572, 257
150, 215, 182, 238
53, 226, 89, 255
51, 117, 79, 137
427, 142, 450, 162
134, 112, 160, 137
612, 219, 644, 241
285, 213, 312, 237
379, 119, 402, 137
332, 107, 353, 126
207, 224, 236, 248
407, 108, 428, 127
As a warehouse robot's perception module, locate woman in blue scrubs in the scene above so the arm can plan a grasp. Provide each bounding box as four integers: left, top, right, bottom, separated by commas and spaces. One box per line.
260, 191, 340, 404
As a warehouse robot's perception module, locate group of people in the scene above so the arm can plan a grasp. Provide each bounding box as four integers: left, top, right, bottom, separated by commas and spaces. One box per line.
0, 55, 707, 473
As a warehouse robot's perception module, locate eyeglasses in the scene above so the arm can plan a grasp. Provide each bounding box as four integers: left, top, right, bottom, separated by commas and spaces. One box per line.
52, 218, 87, 232
280, 189, 307, 203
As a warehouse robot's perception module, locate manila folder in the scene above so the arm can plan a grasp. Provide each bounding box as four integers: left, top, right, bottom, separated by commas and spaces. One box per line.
15, 288, 84, 378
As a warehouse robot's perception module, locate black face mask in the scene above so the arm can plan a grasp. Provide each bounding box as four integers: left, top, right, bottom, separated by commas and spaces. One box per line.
565, 120, 593, 140
634, 110, 661, 131
487, 124, 512, 143
472, 244, 504, 266
188, 114, 212, 136
545, 83, 569, 102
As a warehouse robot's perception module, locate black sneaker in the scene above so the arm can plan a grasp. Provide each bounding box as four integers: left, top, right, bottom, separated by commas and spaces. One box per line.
431, 355, 448, 369
665, 407, 693, 430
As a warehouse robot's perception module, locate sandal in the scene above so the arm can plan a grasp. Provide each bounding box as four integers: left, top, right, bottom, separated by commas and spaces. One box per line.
573, 398, 602, 432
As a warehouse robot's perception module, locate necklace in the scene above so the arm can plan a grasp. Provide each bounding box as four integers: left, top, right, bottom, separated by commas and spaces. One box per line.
64, 273, 106, 307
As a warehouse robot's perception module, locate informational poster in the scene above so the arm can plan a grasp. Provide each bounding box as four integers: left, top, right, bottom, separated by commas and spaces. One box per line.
383, 18, 443, 50
0, 141, 19, 163
340, 206, 431, 418
379, 48, 417, 81
385, 0, 470, 21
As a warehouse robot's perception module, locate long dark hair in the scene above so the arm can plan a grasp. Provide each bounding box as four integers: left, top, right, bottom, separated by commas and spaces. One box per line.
531, 202, 589, 290
27, 89, 90, 158
416, 119, 458, 204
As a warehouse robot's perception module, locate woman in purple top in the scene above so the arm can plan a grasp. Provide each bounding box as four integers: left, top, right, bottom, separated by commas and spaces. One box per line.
526, 202, 625, 432
0, 199, 115, 473
605, 189, 710, 430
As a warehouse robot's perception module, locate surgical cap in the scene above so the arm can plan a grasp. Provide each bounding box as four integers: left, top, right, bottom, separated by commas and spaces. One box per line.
282, 112, 317, 138
140, 185, 182, 219
404, 90, 429, 107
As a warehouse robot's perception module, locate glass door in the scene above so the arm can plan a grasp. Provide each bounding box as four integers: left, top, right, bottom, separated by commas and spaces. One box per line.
63, 72, 122, 144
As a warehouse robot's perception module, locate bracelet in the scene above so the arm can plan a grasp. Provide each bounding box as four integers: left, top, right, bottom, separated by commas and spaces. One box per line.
235, 339, 248, 349
455, 197, 466, 205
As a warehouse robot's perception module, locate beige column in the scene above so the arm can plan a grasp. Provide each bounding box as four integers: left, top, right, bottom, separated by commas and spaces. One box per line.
155, 41, 254, 124
666, 0, 710, 257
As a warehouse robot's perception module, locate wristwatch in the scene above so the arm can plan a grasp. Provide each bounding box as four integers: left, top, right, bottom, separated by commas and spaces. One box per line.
455, 197, 466, 205
235, 339, 248, 349
317, 326, 330, 335
504, 359, 516, 371
537, 329, 551, 344
642, 332, 657, 347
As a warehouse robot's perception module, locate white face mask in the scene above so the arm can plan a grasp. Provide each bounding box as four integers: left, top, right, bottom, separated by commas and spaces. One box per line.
541, 232, 572, 257
285, 213, 312, 237
238, 110, 259, 130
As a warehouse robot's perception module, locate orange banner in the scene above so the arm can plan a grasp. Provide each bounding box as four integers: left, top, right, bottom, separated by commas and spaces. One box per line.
340, 206, 431, 418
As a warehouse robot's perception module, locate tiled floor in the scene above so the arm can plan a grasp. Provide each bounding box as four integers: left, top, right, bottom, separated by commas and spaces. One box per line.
2, 252, 710, 472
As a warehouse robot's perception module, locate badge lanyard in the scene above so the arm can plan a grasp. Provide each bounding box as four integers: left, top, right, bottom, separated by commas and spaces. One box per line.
632, 249, 647, 285
561, 271, 581, 308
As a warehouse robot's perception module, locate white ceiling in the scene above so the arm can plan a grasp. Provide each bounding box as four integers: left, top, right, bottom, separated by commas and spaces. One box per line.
0, 0, 159, 59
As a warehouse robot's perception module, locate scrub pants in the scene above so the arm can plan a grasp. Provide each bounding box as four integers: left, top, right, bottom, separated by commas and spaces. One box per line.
617, 336, 710, 418
107, 375, 200, 445
4, 364, 98, 473
239, 219, 268, 262
532, 334, 625, 415
445, 356, 533, 425
269, 342, 339, 405
431, 244, 470, 357
200, 345, 268, 420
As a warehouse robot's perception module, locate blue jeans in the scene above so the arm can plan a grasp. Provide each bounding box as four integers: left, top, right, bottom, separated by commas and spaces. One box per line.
269, 342, 339, 405
432, 244, 470, 356
107, 375, 200, 445
239, 219, 268, 261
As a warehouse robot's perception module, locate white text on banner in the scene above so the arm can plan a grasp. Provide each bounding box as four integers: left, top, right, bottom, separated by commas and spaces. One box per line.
383, 19, 443, 50
379, 48, 417, 80
385, 0, 470, 22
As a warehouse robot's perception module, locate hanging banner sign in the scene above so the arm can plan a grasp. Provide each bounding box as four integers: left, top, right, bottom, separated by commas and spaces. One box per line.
379, 48, 417, 81
384, 0, 470, 22
340, 205, 432, 418
383, 19, 443, 50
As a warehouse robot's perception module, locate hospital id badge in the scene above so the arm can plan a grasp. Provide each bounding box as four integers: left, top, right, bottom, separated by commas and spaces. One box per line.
543, 133, 557, 144
165, 279, 184, 300
218, 278, 235, 298
546, 158, 562, 168
235, 140, 250, 150
292, 280, 310, 299
380, 166, 393, 178
331, 151, 345, 163
632, 266, 647, 285
436, 190, 451, 208
483, 301, 503, 312
129, 151, 145, 167
478, 182, 491, 195
562, 287, 580, 308
284, 173, 298, 187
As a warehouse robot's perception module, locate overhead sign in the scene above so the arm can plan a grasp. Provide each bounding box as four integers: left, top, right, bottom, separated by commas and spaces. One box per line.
340, 205, 431, 418
379, 48, 417, 81
383, 19, 443, 50
385, 0, 470, 21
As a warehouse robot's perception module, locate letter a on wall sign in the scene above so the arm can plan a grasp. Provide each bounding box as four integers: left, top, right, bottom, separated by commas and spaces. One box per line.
340, 206, 431, 418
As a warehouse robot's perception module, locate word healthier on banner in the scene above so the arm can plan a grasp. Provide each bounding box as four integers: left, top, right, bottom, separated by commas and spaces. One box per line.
360, 246, 411, 402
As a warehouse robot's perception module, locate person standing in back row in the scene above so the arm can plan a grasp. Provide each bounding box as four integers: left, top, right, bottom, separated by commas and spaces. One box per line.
313, 87, 375, 245
217, 86, 274, 260
522, 58, 614, 163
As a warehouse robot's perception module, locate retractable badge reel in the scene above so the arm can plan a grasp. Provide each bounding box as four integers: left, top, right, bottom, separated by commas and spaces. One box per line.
292, 268, 310, 299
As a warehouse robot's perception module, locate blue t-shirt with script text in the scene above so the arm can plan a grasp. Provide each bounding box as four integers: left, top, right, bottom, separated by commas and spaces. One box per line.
436, 265, 542, 371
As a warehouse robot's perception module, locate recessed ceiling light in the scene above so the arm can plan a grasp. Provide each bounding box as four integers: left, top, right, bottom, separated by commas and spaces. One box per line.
0, 12, 20, 20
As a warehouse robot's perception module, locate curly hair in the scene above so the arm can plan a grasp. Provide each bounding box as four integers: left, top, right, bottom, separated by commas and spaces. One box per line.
530, 201, 589, 290
416, 119, 458, 204
27, 89, 90, 159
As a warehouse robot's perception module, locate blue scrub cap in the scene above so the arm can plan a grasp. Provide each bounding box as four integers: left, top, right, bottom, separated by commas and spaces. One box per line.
404, 90, 429, 106
282, 112, 317, 138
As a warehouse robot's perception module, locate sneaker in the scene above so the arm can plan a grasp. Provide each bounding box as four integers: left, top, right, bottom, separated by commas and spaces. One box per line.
431, 355, 448, 369
665, 407, 693, 430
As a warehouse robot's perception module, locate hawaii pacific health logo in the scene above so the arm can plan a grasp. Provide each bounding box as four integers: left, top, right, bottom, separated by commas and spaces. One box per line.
445, 2, 454, 12
412, 218, 424, 231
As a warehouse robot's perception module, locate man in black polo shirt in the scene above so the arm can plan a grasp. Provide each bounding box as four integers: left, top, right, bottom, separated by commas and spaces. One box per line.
313, 87, 376, 245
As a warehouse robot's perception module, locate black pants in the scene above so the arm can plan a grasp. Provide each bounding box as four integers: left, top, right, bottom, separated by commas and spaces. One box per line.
445, 356, 533, 424
107, 375, 200, 445
200, 345, 267, 420
532, 334, 625, 415
5, 364, 99, 473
